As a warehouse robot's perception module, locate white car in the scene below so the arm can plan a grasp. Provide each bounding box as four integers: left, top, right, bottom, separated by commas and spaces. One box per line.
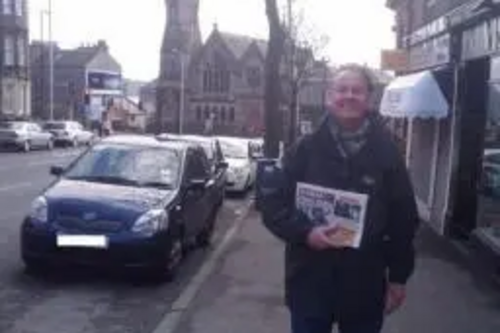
218, 137, 255, 192
43, 121, 95, 147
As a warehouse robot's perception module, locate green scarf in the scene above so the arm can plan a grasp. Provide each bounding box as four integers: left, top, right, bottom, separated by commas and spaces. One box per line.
328, 115, 371, 159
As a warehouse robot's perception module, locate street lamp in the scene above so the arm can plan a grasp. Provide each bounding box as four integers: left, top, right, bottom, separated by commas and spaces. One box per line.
48, 0, 54, 121
172, 49, 186, 134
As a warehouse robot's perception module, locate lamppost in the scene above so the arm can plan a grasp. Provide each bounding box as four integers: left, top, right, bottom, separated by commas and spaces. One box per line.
172, 49, 186, 134
48, 0, 54, 120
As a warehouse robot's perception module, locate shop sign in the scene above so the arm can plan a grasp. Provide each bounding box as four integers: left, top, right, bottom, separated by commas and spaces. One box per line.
380, 49, 409, 72
409, 34, 451, 71
462, 16, 500, 60
407, 17, 448, 46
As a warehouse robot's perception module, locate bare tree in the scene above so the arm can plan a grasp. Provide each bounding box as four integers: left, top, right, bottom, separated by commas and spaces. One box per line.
264, 0, 286, 158
283, 0, 329, 146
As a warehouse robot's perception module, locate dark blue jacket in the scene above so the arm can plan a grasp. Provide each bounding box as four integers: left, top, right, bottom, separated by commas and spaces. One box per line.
262, 117, 419, 320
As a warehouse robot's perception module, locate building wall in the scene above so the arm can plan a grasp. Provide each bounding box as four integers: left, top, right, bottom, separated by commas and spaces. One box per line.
0, 0, 30, 118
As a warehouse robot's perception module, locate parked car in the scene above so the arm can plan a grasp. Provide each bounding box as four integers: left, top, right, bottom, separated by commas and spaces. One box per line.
0, 121, 54, 152
157, 134, 228, 207
217, 137, 256, 192
21, 135, 219, 281
42, 121, 95, 147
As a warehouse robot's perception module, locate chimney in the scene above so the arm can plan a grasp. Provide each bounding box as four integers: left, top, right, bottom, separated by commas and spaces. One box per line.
97, 40, 108, 51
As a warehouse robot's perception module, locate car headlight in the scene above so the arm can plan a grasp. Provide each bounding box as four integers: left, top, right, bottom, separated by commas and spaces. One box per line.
132, 209, 169, 236
30, 196, 48, 223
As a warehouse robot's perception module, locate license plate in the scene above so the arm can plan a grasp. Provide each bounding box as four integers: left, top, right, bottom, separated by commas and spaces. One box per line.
56, 235, 108, 249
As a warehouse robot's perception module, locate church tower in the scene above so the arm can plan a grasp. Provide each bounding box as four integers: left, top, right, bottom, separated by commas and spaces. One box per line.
156, 0, 202, 133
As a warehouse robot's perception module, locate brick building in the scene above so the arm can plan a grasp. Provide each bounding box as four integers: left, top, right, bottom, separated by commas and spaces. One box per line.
0, 0, 30, 118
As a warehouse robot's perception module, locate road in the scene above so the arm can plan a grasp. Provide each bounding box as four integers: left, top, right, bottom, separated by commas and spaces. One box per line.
0, 148, 250, 333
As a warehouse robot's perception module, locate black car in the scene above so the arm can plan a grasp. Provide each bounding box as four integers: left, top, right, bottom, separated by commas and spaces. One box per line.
157, 134, 228, 208
21, 135, 219, 281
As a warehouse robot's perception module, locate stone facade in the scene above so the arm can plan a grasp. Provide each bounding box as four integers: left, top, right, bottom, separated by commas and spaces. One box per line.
0, 0, 30, 118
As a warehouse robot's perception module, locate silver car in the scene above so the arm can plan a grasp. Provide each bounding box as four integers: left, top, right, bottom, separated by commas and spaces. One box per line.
43, 121, 95, 147
0, 121, 54, 152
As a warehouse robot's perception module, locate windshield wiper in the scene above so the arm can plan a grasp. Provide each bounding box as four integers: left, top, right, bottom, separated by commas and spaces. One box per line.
66, 175, 139, 186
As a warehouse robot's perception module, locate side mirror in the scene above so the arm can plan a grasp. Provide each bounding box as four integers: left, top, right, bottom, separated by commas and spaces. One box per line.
50, 165, 64, 176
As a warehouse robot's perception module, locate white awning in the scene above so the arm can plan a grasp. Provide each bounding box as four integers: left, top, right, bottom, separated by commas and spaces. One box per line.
379, 71, 449, 119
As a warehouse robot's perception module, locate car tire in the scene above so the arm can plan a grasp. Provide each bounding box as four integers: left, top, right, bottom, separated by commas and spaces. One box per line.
196, 209, 217, 248
147, 229, 184, 283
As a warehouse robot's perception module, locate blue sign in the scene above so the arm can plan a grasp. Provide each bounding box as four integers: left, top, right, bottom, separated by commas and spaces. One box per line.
87, 71, 122, 91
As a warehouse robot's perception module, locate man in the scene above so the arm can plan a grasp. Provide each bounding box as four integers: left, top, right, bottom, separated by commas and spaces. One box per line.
262, 64, 420, 333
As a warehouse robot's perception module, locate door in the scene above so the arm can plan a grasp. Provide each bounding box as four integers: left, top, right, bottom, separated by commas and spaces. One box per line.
449, 57, 490, 238
182, 150, 211, 239
29, 124, 45, 147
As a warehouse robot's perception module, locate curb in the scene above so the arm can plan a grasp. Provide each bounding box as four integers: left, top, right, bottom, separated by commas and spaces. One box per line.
152, 199, 254, 333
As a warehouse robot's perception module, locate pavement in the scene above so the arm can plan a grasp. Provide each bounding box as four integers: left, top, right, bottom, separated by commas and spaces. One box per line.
170, 210, 500, 333
0, 147, 253, 333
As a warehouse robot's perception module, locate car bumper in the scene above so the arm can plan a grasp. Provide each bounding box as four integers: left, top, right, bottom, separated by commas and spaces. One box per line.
226, 178, 248, 192
0, 138, 24, 147
21, 219, 173, 269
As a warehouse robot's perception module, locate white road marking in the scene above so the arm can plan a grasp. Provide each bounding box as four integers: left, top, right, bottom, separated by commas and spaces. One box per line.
152, 199, 253, 333
0, 182, 33, 193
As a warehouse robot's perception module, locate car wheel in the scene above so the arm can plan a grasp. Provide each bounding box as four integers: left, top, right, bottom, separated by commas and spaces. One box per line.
196, 209, 217, 248
148, 230, 184, 283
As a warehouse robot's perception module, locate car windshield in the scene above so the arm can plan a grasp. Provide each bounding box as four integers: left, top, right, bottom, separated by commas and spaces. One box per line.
220, 141, 248, 159
64, 143, 181, 189
485, 153, 500, 165
0, 122, 25, 130
44, 123, 66, 130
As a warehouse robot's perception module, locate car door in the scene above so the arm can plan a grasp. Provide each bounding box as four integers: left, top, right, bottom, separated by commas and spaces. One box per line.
181, 149, 211, 239
28, 124, 43, 147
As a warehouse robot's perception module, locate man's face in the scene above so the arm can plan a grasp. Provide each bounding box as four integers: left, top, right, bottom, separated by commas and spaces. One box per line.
327, 70, 371, 122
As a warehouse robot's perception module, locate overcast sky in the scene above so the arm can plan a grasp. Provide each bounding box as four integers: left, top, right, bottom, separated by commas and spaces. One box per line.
28, 0, 395, 81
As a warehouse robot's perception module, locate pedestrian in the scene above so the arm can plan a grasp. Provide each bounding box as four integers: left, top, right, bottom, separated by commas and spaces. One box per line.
262, 63, 420, 333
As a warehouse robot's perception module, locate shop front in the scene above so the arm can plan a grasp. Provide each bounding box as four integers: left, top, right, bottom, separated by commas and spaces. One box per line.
380, 17, 456, 235
446, 13, 500, 257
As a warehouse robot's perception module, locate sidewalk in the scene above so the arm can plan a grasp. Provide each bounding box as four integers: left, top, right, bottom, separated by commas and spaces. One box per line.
172, 209, 500, 333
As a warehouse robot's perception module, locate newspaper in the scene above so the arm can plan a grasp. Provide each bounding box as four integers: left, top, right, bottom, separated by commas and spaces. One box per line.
295, 182, 369, 248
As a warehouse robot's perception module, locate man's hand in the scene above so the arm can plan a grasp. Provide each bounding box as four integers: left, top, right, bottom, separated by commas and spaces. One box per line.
306, 225, 340, 250
385, 283, 406, 315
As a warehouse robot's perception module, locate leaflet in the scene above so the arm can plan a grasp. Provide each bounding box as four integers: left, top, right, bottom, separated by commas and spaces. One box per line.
295, 182, 369, 248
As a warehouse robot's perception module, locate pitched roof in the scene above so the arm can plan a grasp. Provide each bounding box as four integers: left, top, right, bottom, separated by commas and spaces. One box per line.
218, 32, 267, 59
54, 46, 99, 67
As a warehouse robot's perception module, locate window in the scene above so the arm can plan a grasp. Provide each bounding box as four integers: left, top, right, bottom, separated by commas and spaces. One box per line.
4, 36, 15, 66
2, 0, 13, 15
229, 107, 235, 122
203, 64, 230, 93
246, 66, 262, 88
196, 106, 202, 121
220, 107, 226, 123
186, 150, 209, 180
14, 0, 22, 16
17, 37, 26, 66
